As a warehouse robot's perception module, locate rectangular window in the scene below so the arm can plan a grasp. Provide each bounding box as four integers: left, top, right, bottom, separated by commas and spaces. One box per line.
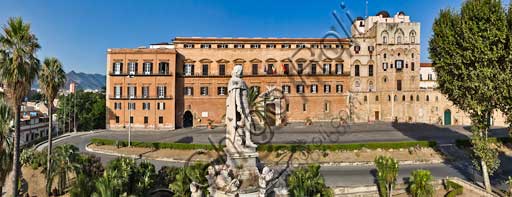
324, 102, 330, 112
323, 44, 332, 49
282, 85, 290, 94
157, 86, 166, 98
428, 74, 433, 80
159, 62, 169, 75
395, 60, 404, 70
219, 64, 225, 76
296, 85, 304, 94
184, 44, 194, 48
382, 63, 388, 71
159, 116, 163, 124
336, 64, 343, 75
143, 102, 151, 110
324, 85, 331, 93
157, 102, 166, 110
252, 64, 258, 75
234, 44, 244, 48
397, 80, 402, 91
303, 103, 307, 112
200, 87, 208, 96
143, 62, 152, 75
296, 44, 306, 48
369, 65, 374, 76
184, 63, 194, 76
411, 62, 415, 71
184, 87, 193, 96
200, 44, 211, 48
202, 64, 208, 76
281, 44, 291, 48
144, 116, 148, 124
311, 64, 317, 75
129, 116, 134, 124
266, 64, 275, 74
297, 63, 304, 75
142, 86, 149, 98
115, 116, 120, 123
323, 64, 331, 75
311, 44, 319, 48
128, 86, 136, 98
217, 44, 228, 48
114, 86, 121, 98
336, 85, 343, 93
311, 84, 318, 93
114, 102, 122, 110
250, 44, 260, 48
266, 44, 276, 48
128, 62, 137, 75
355, 65, 360, 76
217, 87, 227, 95
113, 62, 122, 74
128, 103, 136, 110
283, 64, 289, 75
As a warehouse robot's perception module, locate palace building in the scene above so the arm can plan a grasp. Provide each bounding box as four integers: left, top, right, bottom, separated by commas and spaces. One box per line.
105, 11, 507, 130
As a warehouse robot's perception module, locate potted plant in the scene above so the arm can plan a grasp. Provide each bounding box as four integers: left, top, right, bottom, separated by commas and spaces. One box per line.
305, 117, 312, 126
207, 119, 214, 129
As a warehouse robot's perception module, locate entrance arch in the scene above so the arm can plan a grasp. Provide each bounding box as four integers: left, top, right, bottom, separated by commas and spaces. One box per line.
444, 109, 451, 125
183, 111, 193, 128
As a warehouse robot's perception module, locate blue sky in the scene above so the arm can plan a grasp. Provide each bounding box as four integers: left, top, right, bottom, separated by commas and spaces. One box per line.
0, 0, 466, 74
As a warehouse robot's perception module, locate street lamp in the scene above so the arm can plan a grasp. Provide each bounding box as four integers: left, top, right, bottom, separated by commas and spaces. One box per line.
127, 74, 134, 147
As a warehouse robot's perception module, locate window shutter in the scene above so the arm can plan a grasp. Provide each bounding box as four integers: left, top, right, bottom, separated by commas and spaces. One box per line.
112, 63, 116, 73
120, 87, 123, 97
163, 103, 166, 110
191, 65, 195, 75
150, 63, 153, 73
164, 87, 167, 97
120, 63, 123, 73
134, 87, 137, 97
135, 63, 138, 73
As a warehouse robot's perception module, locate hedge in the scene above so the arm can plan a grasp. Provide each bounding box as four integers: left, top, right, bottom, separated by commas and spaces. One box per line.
91, 138, 436, 152
444, 180, 463, 197
455, 137, 511, 148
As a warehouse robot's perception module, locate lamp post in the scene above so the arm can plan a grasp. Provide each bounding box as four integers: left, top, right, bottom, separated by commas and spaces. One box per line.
127, 74, 134, 147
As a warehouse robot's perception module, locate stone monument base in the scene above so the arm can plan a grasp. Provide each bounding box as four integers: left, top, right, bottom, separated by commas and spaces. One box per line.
226, 149, 260, 194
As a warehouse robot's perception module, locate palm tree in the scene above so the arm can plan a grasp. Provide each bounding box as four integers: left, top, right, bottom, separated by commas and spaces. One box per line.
92, 169, 122, 197
0, 97, 13, 194
43, 144, 80, 195
287, 164, 333, 197
409, 169, 434, 197
375, 156, 399, 197
0, 17, 41, 196
38, 57, 66, 194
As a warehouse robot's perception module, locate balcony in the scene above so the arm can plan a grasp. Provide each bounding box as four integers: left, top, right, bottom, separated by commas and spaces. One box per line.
108, 95, 173, 100
109, 71, 173, 76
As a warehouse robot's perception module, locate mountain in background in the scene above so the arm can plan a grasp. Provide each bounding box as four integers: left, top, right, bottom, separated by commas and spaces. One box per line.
32, 71, 106, 91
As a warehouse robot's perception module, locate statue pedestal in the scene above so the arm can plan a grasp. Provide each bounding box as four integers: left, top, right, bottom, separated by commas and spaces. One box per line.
225, 149, 260, 194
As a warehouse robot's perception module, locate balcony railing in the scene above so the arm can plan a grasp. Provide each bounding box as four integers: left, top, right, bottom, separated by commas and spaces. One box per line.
109, 71, 173, 76
108, 95, 173, 100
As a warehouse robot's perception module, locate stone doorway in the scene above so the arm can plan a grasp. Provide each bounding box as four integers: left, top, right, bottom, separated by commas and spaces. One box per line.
375, 111, 380, 121
444, 109, 451, 125
183, 111, 193, 128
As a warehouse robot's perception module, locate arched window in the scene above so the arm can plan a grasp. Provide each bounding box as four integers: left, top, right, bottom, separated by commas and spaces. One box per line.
426, 95, 430, 102
410, 31, 416, 43
394, 95, 398, 101
410, 95, 413, 101
383, 36, 388, 44
388, 95, 391, 101
354, 65, 360, 76
369, 81, 374, 91
396, 36, 402, 44
402, 95, 406, 101
416, 95, 420, 101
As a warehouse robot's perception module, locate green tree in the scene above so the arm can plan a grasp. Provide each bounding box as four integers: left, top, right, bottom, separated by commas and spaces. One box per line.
43, 144, 80, 195
0, 97, 13, 194
374, 156, 399, 197
0, 17, 41, 196
92, 169, 122, 197
39, 56, 66, 195
69, 173, 95, 197
429, 0, 506, 191
409, 169, 434, 197
287, 164, 333, 197
56, 91, 105, 131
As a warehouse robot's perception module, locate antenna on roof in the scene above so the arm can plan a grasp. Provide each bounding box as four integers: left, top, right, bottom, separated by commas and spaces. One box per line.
365, 0, 368, 18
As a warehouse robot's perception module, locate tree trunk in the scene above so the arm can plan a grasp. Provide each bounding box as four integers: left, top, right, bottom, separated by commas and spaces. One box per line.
388, 183, 393, 197
11, 105, 20, 197
46, 102, 53, 195
481, 160, 492, 192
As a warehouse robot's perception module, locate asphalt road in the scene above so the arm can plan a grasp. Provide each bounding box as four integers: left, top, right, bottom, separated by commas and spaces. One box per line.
49, 122, 511, 189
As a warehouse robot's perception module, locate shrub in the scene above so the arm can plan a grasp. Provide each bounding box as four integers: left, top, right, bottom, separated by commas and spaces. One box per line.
169, 163, 209, 196
104, 157, 157, 196
156, 166, 180, 187
375, 156, 399, 197
258, 141, 436, 152
444, 180, 463, 197
408, 169, 434, 197
79, 154, 104, 178
91, 138, 217, 150
287, 164, 333, 197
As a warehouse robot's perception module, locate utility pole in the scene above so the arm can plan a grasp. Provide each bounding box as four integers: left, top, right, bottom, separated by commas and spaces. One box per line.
73, 90, 77, 132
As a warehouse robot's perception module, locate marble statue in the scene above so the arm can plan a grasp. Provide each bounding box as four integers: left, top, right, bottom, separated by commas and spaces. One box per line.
226, 65, 257, 154
258, 167, 274, 197
190, 182, 203, 197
